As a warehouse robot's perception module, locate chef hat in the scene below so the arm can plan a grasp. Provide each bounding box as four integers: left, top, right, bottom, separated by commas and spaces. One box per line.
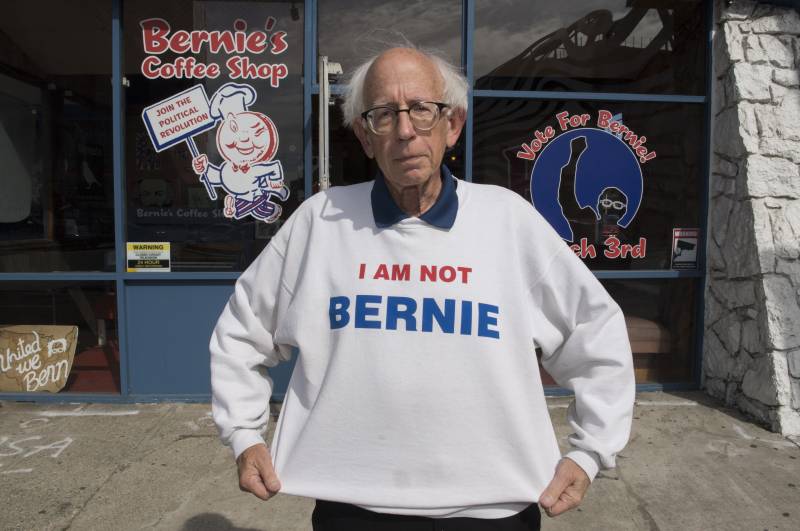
209, 83, 257, 120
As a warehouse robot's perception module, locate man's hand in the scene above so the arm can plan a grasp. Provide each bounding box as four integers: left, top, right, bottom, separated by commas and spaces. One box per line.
236, 443, 281, 501
539, 457, 591, 517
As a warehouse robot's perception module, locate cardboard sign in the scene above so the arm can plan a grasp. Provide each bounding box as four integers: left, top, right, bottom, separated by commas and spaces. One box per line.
142, 85, 215, 152
0, 325, 79, 393
127, 242, 171, 272
671, 228, 699, 270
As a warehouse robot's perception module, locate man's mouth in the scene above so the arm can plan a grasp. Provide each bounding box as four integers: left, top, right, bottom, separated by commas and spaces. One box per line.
395, 155, 424, 163
236, 145, 255, 155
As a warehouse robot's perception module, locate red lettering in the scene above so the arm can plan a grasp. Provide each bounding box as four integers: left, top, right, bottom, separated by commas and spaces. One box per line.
457, 266, 472, 283
420, 265, 436, 282
571, 238, 597, 259
556, 111, 570, 131
209, 31, 236, 54
439, 266, 456, 282
641, 151, 656, 163
141, 18, 170, 54
235, 31, 247, 52
271, 63, 288, 87
597, 110, 612, 128
270, 31, 288, 54
391, 264, 410, 281
632, 238, 646, 258
358, 263, 366, 279
171, 30, 191, 53
374, 264, 389, 280
190, 30, 210, 53
247, 32, 267, 53
141, 56, 163, 79
205, 63, 221, 78
603, 236, 621, 259
516, 143, 536, 161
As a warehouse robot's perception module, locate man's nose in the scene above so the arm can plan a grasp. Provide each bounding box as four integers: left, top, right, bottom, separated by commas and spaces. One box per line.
395, 111, 416, 140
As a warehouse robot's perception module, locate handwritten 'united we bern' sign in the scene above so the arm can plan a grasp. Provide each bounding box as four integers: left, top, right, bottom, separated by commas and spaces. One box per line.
0, 325, 79, 393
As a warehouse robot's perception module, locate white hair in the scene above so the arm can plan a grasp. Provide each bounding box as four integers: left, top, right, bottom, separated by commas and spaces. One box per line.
341, 47, 468, 128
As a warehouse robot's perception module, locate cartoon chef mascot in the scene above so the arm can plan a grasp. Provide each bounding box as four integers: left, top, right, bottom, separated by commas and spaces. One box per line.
191, 82, 289, 222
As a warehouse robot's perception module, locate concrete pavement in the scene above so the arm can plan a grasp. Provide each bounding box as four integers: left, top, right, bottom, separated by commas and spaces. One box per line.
1, 391, 798, 530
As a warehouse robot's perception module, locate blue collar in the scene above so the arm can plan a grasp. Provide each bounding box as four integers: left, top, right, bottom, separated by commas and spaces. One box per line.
371, 165, 458, 229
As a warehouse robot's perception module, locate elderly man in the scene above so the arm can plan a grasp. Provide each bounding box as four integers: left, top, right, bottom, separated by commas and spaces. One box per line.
210, 47, 635, 530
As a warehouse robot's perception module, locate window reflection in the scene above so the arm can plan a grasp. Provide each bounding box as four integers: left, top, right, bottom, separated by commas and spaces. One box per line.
0, 1, 114, 272
475, 1, 706, 94
313, 96, 465, 190
318, 0, 462, 82
539, 278, 696, 385
473, 98, 703, 269
124, 1, 304, 272
0, 282, 120, 394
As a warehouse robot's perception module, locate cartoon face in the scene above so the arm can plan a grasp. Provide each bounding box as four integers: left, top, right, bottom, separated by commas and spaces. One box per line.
216, 111, 278, 167
597, 187, 627, 222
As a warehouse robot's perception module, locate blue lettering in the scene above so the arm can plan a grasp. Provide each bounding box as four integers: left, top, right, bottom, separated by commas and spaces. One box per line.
355, 294, 382, 329
460, 300, 473, 335
478, 303, 500, 339
329, 296, 350, 329
422, 298, 455, 333
386, 296, 417, 331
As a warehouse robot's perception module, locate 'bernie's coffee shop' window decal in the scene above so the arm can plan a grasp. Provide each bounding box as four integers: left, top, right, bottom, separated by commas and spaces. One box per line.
0, 326, 79, 393
138, 17, 290, 224
520, 110, 655, 262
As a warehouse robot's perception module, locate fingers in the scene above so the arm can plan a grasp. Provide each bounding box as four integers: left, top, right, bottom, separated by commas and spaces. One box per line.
192, 155, 207, 174
237, 443, 281, 501
539, 458, 591, 517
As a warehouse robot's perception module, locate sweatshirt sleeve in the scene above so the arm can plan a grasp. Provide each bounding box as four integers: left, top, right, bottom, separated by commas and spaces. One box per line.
530, 245, 635, 481
210, 243, 294, 460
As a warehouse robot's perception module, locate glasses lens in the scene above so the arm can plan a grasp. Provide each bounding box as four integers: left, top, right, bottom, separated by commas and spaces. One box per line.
409, 102, 439, 130
367, 107, 396, 134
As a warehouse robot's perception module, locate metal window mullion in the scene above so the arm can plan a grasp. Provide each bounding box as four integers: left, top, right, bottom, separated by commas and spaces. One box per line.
304, 0, 314, 199
112, 0, 129, 398
692, 0, 715, 389
473, 89, 706, 104
464, 0, 474, 183
592, 270, 704, 280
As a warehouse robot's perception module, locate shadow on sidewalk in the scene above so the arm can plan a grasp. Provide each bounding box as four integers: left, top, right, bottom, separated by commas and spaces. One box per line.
181, 513, 262, 531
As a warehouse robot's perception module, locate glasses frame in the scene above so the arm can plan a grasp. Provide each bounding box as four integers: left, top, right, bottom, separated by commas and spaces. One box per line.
360, 101, 450, 135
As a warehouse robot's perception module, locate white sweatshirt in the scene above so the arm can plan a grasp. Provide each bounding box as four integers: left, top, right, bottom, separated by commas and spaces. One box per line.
210, 176, 635, 519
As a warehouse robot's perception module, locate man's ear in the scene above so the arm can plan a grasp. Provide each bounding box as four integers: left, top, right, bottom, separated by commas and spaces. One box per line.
445, 108, 466, 148
353, 119, 375, 159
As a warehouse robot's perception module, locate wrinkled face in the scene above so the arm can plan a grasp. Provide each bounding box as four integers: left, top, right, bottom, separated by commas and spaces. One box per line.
217, 111, 278, 166
354, 49, 464, 190
139, 178, 169, 207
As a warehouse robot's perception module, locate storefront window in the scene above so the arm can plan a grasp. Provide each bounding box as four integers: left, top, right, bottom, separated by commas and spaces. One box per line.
0, 282, 119, 394
124, 0, 304, 272
0, 1, 114, 272
539, 278, 697, 385
314, 96, 465, 189
473, 98, 704, 270
474, 0, 707, 94
318, 0, 462, 83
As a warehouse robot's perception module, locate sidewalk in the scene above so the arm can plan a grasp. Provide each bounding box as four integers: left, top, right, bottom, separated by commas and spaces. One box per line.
1, 391, 798, 531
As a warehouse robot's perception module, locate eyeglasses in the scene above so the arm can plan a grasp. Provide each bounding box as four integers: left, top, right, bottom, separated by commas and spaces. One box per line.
599, 198, 626, 210
361, 101, 449, 135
